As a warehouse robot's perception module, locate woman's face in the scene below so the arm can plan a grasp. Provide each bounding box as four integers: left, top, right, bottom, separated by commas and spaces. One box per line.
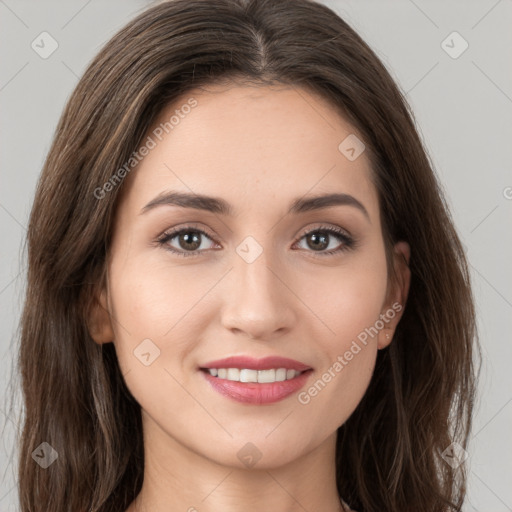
91, 83, 409, 469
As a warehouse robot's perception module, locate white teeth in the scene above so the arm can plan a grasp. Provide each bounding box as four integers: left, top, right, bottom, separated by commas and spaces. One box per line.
275, 368, 287, 381
227, 368, 240, 380
207, 367, 303, 383
240, 369, 258, 383
258, 369, 276, 383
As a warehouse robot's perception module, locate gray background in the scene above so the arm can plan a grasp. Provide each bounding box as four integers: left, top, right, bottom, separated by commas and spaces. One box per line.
1, 0, 511, 510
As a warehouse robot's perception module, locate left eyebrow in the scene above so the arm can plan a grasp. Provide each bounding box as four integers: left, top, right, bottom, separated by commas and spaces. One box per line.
289, 193, 370, 221
140, 191, 370, 221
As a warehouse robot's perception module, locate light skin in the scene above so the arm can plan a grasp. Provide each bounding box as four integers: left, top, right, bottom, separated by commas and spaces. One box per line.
88, 83, 410, 512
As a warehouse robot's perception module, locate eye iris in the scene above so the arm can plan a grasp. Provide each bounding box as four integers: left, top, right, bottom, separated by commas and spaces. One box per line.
179, 231, 201, 251
307, 231, 329, 251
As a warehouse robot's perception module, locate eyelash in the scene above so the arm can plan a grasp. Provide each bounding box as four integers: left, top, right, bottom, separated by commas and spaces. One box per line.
156, 224, 356, 259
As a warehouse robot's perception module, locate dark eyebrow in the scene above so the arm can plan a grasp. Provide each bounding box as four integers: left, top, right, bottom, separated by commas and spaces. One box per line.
141, 191, 233, 216
289, 193, 369, 220
140, 191, 370, 221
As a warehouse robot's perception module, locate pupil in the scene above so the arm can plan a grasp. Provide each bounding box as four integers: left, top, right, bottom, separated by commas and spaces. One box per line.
180, 232, 200, 250
308, 232, 328, 251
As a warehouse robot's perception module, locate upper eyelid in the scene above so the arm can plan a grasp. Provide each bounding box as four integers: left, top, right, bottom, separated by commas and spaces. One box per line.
296, 224, 352, 239
159, 223, 218, 243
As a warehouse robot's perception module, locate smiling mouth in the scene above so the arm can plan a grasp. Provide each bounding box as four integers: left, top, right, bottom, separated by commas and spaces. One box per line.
200, 367, 311, 384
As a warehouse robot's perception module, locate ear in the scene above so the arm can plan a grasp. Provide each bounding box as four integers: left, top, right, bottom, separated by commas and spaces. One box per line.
377, 241, 411, 349
87, 284, 115, 345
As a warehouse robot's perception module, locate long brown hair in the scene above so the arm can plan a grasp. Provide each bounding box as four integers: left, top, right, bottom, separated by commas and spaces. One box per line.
13, 0, 480, 510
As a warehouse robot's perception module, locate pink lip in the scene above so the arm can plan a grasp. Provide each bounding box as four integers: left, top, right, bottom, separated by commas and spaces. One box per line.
201, 369, 313, 404
200, 355, 312, 372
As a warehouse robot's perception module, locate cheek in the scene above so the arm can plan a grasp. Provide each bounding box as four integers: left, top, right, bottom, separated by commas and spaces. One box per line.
106, 258, 204, 417
293, 251, 387, 425
109, 255, 209, 337
302, 248, 389, 346
107, 254, 218, 380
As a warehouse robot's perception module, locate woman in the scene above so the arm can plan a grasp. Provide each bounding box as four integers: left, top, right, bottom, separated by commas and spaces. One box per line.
16, 0, 479, 510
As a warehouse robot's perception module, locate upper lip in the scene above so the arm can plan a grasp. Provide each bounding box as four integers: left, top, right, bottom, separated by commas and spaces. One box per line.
200, 356, 312, 372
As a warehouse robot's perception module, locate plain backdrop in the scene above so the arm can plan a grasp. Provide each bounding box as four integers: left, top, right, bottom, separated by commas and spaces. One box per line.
1, 1, 511, 511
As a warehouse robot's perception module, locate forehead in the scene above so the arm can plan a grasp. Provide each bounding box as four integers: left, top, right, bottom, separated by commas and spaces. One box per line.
119, 83, 378, 219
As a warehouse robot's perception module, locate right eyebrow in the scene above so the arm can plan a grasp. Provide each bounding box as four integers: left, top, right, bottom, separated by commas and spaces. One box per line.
140, 191, 232, 216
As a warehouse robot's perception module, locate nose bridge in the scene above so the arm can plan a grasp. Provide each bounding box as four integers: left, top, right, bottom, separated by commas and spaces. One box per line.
220, 234, 295, 338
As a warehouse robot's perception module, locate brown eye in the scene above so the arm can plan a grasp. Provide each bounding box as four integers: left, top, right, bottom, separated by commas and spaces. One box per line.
176, 231, 202, 251
304, 231, 330, 251
157, 227, 218, 257
294, 226, 354, 255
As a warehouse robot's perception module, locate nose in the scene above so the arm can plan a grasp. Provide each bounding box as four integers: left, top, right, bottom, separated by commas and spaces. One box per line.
220, 244, 297, 341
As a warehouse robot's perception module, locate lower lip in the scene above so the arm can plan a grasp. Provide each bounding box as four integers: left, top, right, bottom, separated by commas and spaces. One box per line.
200, 369, 313, 404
